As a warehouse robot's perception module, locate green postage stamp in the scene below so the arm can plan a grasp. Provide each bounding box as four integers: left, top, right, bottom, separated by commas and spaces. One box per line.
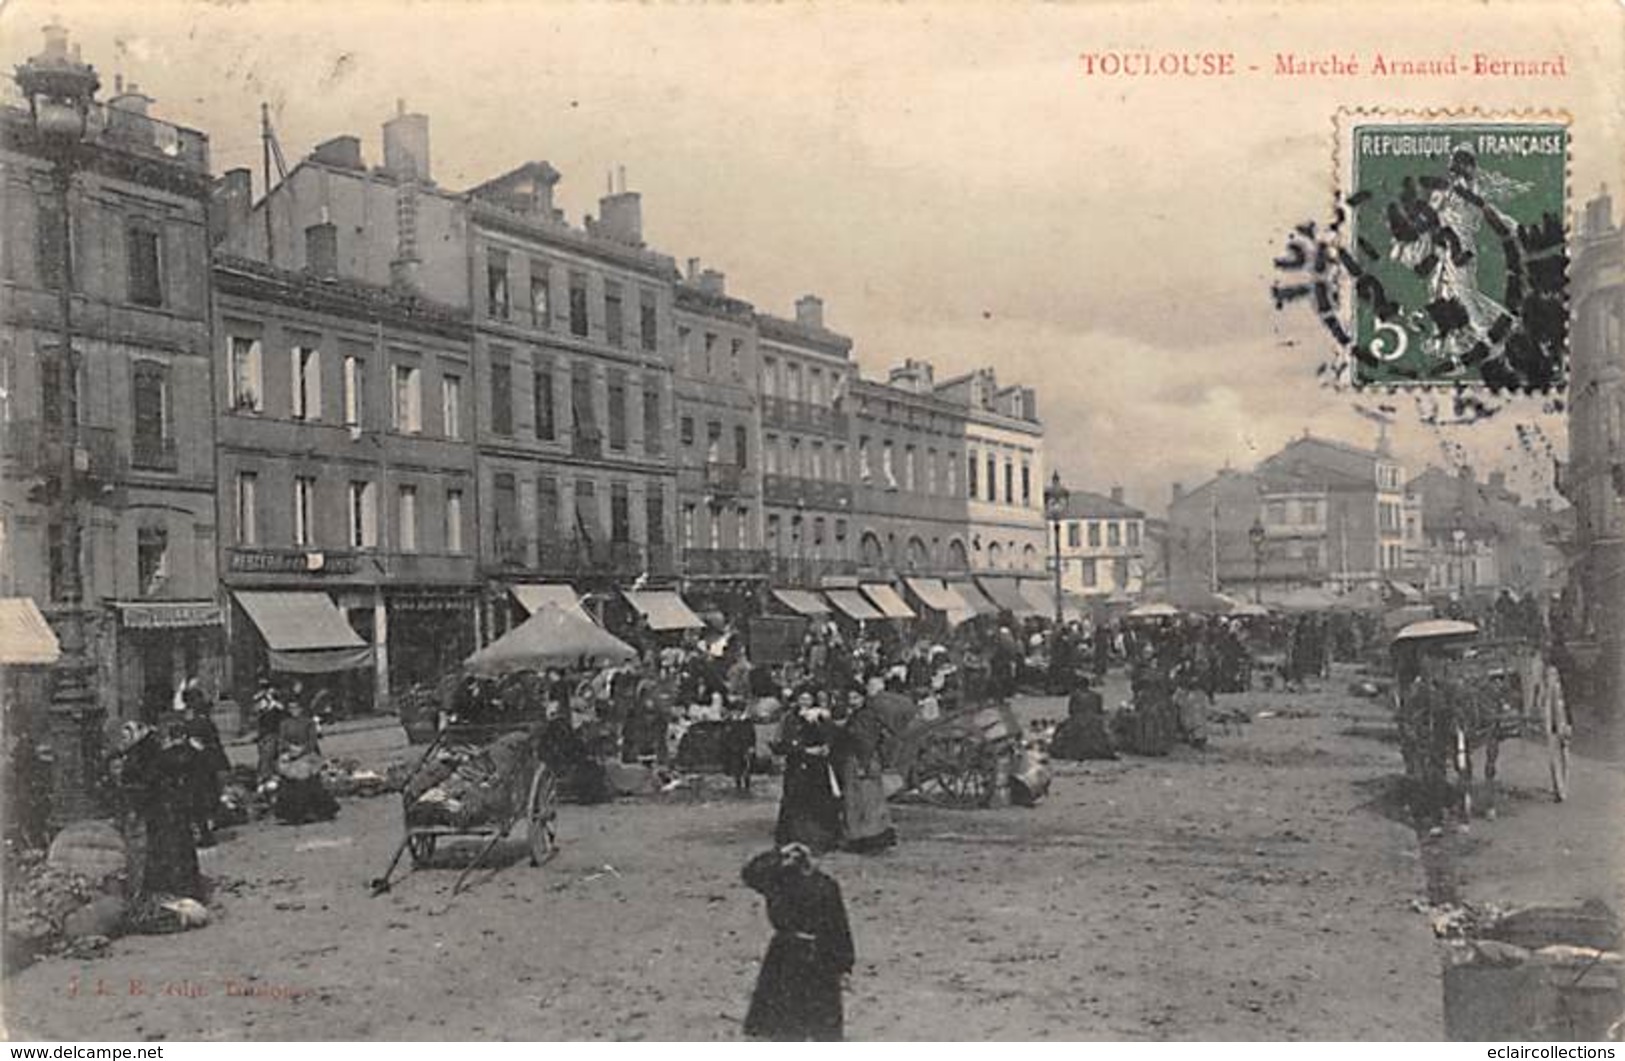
1337, 112, 1569, 392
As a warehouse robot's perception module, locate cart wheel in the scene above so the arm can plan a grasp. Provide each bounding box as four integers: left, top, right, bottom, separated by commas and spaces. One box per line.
407, 833, 436, 868
526, 764, 558, 867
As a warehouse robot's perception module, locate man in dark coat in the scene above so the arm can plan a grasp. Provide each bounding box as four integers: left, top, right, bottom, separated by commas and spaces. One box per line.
742, 843, 855, 1041
178, 682, 229, 846
1050, 678, 1117, 760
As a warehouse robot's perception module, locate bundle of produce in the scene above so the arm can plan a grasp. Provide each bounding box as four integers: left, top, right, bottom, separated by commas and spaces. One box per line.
405, 732, 532, 828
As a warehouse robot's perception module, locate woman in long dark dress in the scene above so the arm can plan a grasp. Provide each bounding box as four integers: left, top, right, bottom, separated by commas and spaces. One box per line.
742, 843, 854, 1041
108, 722, 203, 901
273, 700, 339, 824
771, 692, 842, 852
835, 689, 896, 853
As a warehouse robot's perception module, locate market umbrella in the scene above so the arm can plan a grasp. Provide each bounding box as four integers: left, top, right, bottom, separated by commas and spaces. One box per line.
1126, 601, 1180, 619
1392, 618, 1479, 643
464, 602, 637, 676
1382, 603, 1436, 632
1228, 601, 1271, 618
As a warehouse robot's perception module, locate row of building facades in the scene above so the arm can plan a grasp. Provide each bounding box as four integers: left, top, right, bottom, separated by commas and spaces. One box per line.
0, 47, 1051, 722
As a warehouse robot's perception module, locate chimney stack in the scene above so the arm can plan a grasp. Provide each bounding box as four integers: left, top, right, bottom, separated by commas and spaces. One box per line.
210, 169, 253, 249
598, 189, 643, 246
312, 135, 364, 171
1583, 186, 1615, 237
1110, 485, 1125, 505
382, 99, 430, 183
687, 258, 702, 282
697, 269, 726, 296
795, 295, 824, 330
1171, 482, 1185, 506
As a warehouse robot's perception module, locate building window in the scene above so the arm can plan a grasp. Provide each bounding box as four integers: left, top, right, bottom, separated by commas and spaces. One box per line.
708, 506, 723, 550
490, 356, 513, 436
703, 333, 717, 375
573, 479, 599, 542
858, 436, 872, 481
764, 433, 779, 474
646, 488, 665, 546
605, 283, 624, 347
1126, 521, 1140, 547
397, 485, 418, 553
1113, 558, 1129, 589
487, 250, 510, 320
786, 363, 802, 402
833, 444, 847, 483
293, 476, 316, 547
231, 337, 263, 412
677, 327, 692, 373
706, 420, 723, 464
730, 338, 743, 380
393, 364, 422, 433
1107, 522, 1121, 548
349, 480, 377, 549
882, 440, 896, 489
536, 475, 560, 544
682, 503, 697, 550
761, 357, 777, 398
767, 513, 781, 554
570, 364, 596, 441
809, 368, 824, 406
127, 223, 163, 307
681, 416, 695, 447
291, 345, 321, 421
1087, 521, 1101, 547
529, 263, 550, 327
1004, 459, 1014, 504
611, 483, 630, 543
966, 452, 977, 498
735, 424, 749, 469
493, 473, 518, 552
926, 449, 938, 495
607, 370, 627, 452
1067, 522, 1081, 548
568, 272, 589, 337
235, 471, 258, 545
442, 373, 462, 440
1021, 464, 1031, 507
131, 361, 169, 469
946, 453, 957, 497
137, 524, 168, 597
342, 355, 364, 429
1081, 558, 1098, 588
643, 386, 662, 456
986, 454, 997, 502
810, 441, 824, 481
640, 290, 658, 352
446, 489, 464, 553
534, 368, 556, 441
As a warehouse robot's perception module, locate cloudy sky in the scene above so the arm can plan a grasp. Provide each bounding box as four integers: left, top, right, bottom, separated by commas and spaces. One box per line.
4, 0, 1619, 513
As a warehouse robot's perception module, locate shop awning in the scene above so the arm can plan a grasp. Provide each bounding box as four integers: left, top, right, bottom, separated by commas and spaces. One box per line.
511, 583, 591, 622
1388, 580, 1425, 603
948, 580, 1000, 618
113, 601, 224, 629
623, 590, 705, 631
1019, 579, 1057, 617
0, 597, 60, 665
772, 589, 830, 617
825, 589, 884, 622
860, 583, 916, 620
905, 578, 975, 625
978, 577, 1037, 617
234, 591, 373, 674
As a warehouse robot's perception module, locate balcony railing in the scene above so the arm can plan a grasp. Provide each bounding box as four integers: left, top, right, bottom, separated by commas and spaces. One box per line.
493, 536, 666, 579
761, 396, 849, 437
762, 473, 853, 510
683, 548, 771, 577
3, 419, 119, 483
130, 434, 179, 472
704, 462, 745, 496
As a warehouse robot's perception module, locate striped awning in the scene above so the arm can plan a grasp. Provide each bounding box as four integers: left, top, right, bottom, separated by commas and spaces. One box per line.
511, 583, 591, 622
860, 583, 916, 620
1019, 579, 1056, 617
905, 578, 975, 626
624, 590, 705, 631
772, 589, 830, 617
825, 589, 883, 622
0, 598, 60, 665
948, 580, 1000, 618
234, 591, 373, 674
978, 577, 1037, 617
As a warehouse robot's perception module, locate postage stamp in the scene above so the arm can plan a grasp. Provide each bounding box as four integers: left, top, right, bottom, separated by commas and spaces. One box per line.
1335, 111, 1569, 392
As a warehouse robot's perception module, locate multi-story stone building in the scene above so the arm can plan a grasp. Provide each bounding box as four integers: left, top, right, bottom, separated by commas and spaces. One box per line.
757, 297, 856, 585
1055, 487, 1146, 600
672, 265, 766, 595
1562, 189, 1625, 750
850, 360, 970, 577
1, 32, 221, 743
225, 108, 682, 635
935, 368, 1045, 575
209, 249, 478, 713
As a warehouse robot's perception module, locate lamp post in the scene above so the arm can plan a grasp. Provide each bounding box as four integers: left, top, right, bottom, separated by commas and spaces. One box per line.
1248, 518, 1266, 604
15, 23, 102, 824
1451, 524, 1468, 598
1043, 471, 1069, 626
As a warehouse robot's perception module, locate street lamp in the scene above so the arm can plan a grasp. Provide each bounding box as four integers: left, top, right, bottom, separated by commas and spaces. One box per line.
1043, 470, 1069, 626
15, 23, 102, 824
1248, 518, 1267, 604
1451, 522, 1468, 598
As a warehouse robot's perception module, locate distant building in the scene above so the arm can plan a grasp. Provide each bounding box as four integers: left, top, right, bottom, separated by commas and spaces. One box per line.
935, 368, 1045, 574
1, 44, 222, 740
1055, 487, 1146, 599
1561, 189, 1625, 749
1406, 465, 1561, 599
757, 297, 856, 586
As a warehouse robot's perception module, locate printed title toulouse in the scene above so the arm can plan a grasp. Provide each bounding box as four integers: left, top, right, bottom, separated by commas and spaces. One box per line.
1079, 51, 1236, 76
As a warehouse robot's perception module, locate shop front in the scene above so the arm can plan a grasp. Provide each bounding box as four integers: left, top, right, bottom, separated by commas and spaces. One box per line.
110, 600, 226, 723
